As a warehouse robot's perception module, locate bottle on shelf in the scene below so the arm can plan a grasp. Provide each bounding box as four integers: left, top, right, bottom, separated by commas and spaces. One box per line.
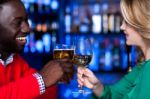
29, 32, 36, 53
108, 13, 115, 33
112, 38, 121, 70
92, 3, 102, 34
65, 6, 71, 33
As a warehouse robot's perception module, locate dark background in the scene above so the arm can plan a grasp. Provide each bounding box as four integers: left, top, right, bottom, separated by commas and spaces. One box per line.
21, 0, 137, 98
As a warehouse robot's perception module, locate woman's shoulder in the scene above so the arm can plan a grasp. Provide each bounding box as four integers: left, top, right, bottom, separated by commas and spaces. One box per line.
135, 59, 150, 68
139, 59, 150, 67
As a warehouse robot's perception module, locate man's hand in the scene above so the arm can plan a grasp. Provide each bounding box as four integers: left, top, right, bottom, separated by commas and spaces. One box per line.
39, 59, 74, 87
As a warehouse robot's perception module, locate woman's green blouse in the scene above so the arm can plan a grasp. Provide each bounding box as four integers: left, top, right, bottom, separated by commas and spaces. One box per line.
91, 60, 150, 99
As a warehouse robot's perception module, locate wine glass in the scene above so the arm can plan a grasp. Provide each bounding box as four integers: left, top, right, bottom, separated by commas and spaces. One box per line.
72, 37, 93, 94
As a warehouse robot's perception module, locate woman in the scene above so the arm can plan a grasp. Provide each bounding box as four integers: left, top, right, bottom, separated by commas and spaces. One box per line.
77, 0, 150, 98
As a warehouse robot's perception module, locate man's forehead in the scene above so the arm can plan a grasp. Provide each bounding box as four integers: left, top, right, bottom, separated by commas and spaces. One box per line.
0, 1, 23, 11
0, 1, 25, 22
0, 3, 18, 18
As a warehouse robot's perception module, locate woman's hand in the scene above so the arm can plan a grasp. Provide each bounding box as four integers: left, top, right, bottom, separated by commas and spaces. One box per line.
77, 67, 99, 89
77, 67, 103, 96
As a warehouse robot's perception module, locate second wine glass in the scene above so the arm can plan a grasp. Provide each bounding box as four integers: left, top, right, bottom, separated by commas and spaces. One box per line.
73, 37, 93, 94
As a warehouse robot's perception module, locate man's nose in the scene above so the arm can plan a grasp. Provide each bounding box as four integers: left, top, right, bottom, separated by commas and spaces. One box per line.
21, 21, 31, 33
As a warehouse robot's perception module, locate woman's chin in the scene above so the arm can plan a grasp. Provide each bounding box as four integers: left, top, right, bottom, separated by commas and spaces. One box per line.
126, 41, 131, 46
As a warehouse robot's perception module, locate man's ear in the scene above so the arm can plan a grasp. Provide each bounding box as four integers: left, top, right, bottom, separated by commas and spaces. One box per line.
0, 5, 2, 10
0, 5, 3, 12
0, 6, 2, 18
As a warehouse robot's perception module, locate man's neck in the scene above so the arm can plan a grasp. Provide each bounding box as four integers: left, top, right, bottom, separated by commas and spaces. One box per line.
0, 51, 11, 61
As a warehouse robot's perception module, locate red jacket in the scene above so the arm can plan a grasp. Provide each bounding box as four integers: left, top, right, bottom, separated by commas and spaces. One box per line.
0, 54, 57, 99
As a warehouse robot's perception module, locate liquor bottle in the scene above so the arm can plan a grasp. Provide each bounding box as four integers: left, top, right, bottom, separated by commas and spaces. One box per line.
72, 5, 79, 33
104, 39, 113, 71
35, 40, 44, 53
108, 14, 115, 33
120, 39, 128, 70
115, 13, 121, 33
29, 3, 35, 13
99, 38, 112, 71
65, 6, 71, 33
112, 38, 120, 70
29, 32, 36, 53
42, 33, 51, 53
51, 0, 59, 11
24, 35, 30, 53
92, 4, 102, 34
102, 14, 108, 34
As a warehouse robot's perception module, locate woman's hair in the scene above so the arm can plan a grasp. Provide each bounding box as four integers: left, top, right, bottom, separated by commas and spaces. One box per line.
120, 0, 150, 39
120, 0, 150, 62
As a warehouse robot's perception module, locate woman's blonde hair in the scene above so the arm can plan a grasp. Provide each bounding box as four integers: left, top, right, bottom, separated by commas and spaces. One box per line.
120, 0, 150, 62
120, 0, 150, 40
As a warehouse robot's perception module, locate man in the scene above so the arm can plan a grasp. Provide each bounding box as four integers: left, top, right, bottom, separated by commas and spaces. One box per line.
0, 0, 74, 99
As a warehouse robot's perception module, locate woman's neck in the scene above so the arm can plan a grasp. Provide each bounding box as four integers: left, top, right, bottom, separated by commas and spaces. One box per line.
140, 43, 150, 60
0, 45, 11, 61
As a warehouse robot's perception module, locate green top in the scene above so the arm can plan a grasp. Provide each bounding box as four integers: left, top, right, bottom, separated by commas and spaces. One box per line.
91, 60, 150, 99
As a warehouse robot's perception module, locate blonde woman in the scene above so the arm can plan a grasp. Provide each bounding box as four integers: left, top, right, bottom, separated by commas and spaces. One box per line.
77, 0, 150, 98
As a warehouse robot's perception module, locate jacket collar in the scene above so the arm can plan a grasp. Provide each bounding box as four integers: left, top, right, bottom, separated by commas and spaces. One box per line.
0, 53, 15, 67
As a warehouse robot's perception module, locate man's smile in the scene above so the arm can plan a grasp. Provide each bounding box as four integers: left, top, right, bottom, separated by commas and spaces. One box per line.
16, 36, 27, 45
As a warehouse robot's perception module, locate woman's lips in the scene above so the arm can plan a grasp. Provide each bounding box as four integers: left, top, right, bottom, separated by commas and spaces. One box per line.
123, 31, 129, 38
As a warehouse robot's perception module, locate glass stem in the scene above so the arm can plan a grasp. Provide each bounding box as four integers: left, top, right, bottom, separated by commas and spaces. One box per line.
78, 66, 86, 93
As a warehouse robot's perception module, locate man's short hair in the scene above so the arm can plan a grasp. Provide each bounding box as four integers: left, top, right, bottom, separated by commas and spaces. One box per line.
0, 0, 9, 4
0, 0, 20, 5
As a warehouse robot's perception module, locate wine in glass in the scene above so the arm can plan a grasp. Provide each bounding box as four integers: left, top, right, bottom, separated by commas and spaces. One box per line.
73, 38, 93, 94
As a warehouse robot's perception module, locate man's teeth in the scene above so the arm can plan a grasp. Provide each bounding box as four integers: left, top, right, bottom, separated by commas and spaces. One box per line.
16, 37, 26, 41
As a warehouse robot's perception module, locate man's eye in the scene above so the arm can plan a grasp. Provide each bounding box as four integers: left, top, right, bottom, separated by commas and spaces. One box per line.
13, 20, 22, 27
16, 21, 22, 26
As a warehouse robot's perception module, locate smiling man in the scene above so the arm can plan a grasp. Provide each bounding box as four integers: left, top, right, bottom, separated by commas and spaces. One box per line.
0, 1, 29, 55
0, 0, 74, 99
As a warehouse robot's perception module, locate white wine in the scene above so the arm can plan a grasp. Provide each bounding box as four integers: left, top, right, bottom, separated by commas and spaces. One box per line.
73, 55, 92, 67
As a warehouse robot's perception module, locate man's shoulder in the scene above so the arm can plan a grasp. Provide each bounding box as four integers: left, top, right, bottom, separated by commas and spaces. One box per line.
14, 54, 27, 63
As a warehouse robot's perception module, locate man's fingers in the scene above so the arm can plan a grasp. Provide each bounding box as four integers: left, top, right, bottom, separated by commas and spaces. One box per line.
61, 75, 70, 84
63, 67, 74, 73
61, 62, 73, 69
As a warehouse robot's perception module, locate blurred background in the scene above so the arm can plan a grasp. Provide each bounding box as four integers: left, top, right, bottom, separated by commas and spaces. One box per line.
20, 0, 138, 98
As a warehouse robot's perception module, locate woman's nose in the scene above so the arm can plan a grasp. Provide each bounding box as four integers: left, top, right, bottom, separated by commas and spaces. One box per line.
120, 22, 126, 31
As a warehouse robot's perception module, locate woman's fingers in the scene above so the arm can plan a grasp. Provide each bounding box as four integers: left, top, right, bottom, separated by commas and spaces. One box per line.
84, 68, 94, 77
83, 77, 94, 89
77, 79, 83, 86
77, 67, 84, 75
77, 68, 99, 89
